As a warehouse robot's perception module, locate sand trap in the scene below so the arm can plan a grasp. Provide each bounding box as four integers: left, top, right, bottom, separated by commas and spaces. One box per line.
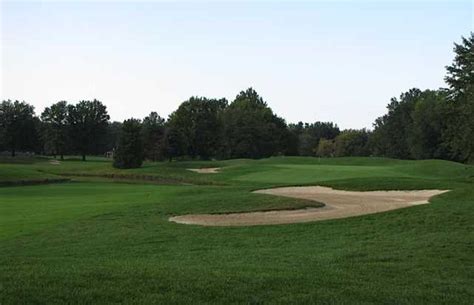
169, 186, 448, 226
187, 167, 220, 174
49, 160, 61, 165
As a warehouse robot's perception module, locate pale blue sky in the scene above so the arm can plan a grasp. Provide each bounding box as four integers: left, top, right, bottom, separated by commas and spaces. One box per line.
1, 1, 472, 128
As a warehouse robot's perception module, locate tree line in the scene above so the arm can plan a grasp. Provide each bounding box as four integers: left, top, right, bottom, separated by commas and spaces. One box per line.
1, 33, 472, 168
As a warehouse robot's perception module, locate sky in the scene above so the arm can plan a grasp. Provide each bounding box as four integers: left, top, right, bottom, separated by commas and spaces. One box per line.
1, 0, 472, 129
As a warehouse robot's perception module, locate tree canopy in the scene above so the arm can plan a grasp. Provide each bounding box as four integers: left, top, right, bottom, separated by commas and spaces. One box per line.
141, 112, 166, 161
0, 100, 37, 156
0, 33, 472, 164
223, 88, 289, 158
445, 32, 474, 99
167, 97, 227, 159
67, 100, 110, 161
41, 101, 69, 160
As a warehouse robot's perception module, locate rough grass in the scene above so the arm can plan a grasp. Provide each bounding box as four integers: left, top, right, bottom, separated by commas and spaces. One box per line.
0, 156, 473, 304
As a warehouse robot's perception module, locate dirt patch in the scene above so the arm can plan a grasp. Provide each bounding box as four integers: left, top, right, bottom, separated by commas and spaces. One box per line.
169, 186, 449, 226
187, 167, 220, 174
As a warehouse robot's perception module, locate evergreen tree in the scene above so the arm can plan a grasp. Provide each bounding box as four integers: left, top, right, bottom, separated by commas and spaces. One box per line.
444, 33, 474, 162
141, 112, 166, 161
445, 33, 474, 99
113, 119, 144, 169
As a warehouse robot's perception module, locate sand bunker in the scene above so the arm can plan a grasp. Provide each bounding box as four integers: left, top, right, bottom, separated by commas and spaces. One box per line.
169, 186, 448, 226
187, 167, 220, 174
49, 160, 61, 165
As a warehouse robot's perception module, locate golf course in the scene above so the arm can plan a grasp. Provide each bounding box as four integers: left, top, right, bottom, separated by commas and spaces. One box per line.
2, 1, 473, 303
1, 156, 473, 304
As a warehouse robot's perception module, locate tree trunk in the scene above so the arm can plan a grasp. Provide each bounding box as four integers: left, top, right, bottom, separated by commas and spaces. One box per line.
11, 148, 15, 157
60, 153, 64, 161
82, 153, 86, 161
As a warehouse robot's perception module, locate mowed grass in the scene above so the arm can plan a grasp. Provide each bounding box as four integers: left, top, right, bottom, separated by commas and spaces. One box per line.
0, 157, 473, 304
0, 164, 58, 182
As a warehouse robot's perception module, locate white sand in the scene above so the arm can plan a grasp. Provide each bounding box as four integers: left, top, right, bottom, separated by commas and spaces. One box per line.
169, 186, 448, 226
187, 168, 220, 174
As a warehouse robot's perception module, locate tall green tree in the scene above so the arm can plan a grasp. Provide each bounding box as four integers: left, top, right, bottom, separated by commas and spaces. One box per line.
443, 91, 474, 162
67, 100, 110, 161
445, 33, 474, 99
141, 112, 166, 161
41, 101, 69, 160
223, 88, 289, 159
164, 125, 181, 161
167, 97, 227, 159
444, 33, 474, 162
113, 118, 144, 169
371, 89, 421, 158
0, 100, 37, 157
409, 90, 449, 160
287, 122, 304, 155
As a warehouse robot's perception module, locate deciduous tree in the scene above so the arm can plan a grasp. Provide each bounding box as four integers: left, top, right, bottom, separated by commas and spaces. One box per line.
67, 100, 110, 161
0, 100, 37, 156
167, 97, 227, 159
223, 88, 289, 158
41, 101, 69, 160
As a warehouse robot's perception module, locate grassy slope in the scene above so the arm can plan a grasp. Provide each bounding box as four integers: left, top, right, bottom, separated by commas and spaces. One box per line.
0, 157, 473, 304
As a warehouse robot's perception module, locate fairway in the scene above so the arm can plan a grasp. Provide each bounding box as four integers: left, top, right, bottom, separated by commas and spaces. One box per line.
1, 157, 473, 304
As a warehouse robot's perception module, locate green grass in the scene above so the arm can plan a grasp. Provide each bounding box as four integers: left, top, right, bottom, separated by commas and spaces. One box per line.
0, 164, 58, 182
0, 156, 473, 304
